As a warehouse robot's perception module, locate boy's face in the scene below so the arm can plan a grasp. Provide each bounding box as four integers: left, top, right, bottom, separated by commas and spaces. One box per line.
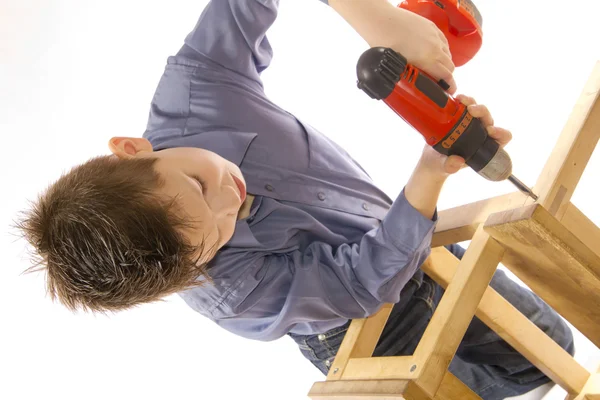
109, 137, 247, 262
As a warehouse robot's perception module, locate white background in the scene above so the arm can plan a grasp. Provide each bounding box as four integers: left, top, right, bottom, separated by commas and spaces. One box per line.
2, 0, 600, 399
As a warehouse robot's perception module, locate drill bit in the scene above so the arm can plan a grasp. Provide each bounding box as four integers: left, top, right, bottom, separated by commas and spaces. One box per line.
507, 175, 538, 201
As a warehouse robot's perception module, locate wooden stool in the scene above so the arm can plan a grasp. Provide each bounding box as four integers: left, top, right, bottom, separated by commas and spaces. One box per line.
307, 60, 600, 400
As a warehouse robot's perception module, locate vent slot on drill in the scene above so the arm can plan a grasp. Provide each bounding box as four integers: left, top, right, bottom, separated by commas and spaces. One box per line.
407, 67, 416, 83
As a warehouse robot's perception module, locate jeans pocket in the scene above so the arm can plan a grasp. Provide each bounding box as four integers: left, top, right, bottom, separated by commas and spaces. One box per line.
299, 322, 350, 374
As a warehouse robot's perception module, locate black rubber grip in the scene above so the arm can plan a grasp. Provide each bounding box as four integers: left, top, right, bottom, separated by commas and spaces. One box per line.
433, 110, 498, 172
415, 72, 449, 108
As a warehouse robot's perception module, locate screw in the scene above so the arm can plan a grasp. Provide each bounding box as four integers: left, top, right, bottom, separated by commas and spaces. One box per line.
410, 365, 417, 372
333, 368, 339, 374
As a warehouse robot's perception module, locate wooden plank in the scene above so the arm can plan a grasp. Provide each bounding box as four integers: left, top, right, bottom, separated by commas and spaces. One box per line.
531, 61, 600, 219
422, 246, 590, 395
432, 192, 527, 247
411, 227, 505, 397
561, 202, 600, 260
484, 203, 600, 348
341, 356, 417, 380
328, 303, 394, 380
325, 319, 366, 381
308, 379, 409, 399
308, 372, 479, 400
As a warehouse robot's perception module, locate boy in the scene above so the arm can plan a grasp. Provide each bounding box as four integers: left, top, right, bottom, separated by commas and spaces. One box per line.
19, 0, 573, 399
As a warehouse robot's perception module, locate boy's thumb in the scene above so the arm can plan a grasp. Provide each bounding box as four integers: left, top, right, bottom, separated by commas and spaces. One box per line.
446, 156, 465, 172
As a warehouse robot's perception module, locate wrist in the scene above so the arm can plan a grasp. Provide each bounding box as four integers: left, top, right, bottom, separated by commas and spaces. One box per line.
329, 0, 398, 47
414, 158, 450, 184
404, 165, 447, 220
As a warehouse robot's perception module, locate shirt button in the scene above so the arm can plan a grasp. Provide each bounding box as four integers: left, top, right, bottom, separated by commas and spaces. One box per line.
317, 334, 326, 341
317, 192, 326, 201
362, 203, 369, 210
265, 184, 274, 192
325, 359, 331, 367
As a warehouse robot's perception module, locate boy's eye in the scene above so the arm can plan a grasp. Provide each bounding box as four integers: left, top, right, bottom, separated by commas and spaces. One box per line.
192, 175, 206, 193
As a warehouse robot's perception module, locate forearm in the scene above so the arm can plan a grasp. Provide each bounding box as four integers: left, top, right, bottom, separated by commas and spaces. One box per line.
404, 164, 446, 220
328, 0, 402, 47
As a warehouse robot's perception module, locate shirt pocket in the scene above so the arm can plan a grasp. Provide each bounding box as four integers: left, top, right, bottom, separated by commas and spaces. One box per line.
302, 120, 371, 179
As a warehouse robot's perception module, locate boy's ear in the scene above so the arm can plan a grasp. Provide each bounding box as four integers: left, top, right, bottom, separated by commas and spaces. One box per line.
108, 137, 153, 159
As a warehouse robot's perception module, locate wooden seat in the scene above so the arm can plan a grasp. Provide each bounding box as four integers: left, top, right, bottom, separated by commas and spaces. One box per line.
307, 61, 600, 400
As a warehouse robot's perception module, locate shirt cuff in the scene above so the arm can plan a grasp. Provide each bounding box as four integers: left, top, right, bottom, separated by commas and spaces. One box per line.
381, 188, 438, 252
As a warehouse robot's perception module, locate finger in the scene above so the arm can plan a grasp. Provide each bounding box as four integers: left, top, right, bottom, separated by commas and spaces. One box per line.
444, 155, 466, 174
438, 52, 455, 75
487, 126, 513, 147
438, 56, 456, 94
455, 94, 476, 106
436, 30, 454, 68
427, 61, 457, 94
444, 76, 458, 95
425, 61, 451, 83
442, 43, 452, 60
467, 104, 494, 126
437, 30, 450, 49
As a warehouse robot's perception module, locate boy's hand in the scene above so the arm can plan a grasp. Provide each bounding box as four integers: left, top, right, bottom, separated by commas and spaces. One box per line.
390, 8, 457, 94
416, 94, 513, 181
329, 0, 457, 94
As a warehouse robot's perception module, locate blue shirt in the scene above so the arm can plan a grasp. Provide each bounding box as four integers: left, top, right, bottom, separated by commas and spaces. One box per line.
142, 0, 438, 341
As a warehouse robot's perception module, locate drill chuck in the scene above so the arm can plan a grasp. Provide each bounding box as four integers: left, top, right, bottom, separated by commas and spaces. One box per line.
478, 147, 512, 181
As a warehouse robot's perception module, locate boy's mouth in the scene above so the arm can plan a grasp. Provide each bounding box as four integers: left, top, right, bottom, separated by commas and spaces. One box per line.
231, 174, 246, 203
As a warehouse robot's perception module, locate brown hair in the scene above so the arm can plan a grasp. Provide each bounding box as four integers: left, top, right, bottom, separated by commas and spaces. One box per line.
16, 155, 211, 313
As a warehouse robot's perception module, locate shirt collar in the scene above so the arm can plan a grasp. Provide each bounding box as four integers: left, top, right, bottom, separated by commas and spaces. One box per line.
153, 130, 258, 166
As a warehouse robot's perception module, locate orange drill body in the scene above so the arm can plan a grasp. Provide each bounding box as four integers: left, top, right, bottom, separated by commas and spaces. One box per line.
383, 63, 469, 147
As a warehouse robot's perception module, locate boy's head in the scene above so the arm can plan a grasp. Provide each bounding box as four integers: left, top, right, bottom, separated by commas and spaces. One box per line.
18, 137, 248, 313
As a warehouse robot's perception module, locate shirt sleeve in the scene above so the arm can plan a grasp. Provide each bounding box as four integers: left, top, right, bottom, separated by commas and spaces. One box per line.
178, 0, 331, 82
212, 189, 437, 341
177, 0, 310, 83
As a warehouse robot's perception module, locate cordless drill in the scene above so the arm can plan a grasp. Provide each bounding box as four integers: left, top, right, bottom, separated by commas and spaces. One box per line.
356, 0, 538, 200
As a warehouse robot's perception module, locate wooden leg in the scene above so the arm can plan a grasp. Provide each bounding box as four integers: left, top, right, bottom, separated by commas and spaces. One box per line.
411, 226, 505, 397
530, 61, 600, 219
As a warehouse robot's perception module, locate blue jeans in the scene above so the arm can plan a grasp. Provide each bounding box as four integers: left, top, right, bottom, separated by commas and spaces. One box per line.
287, 244, 575, 400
